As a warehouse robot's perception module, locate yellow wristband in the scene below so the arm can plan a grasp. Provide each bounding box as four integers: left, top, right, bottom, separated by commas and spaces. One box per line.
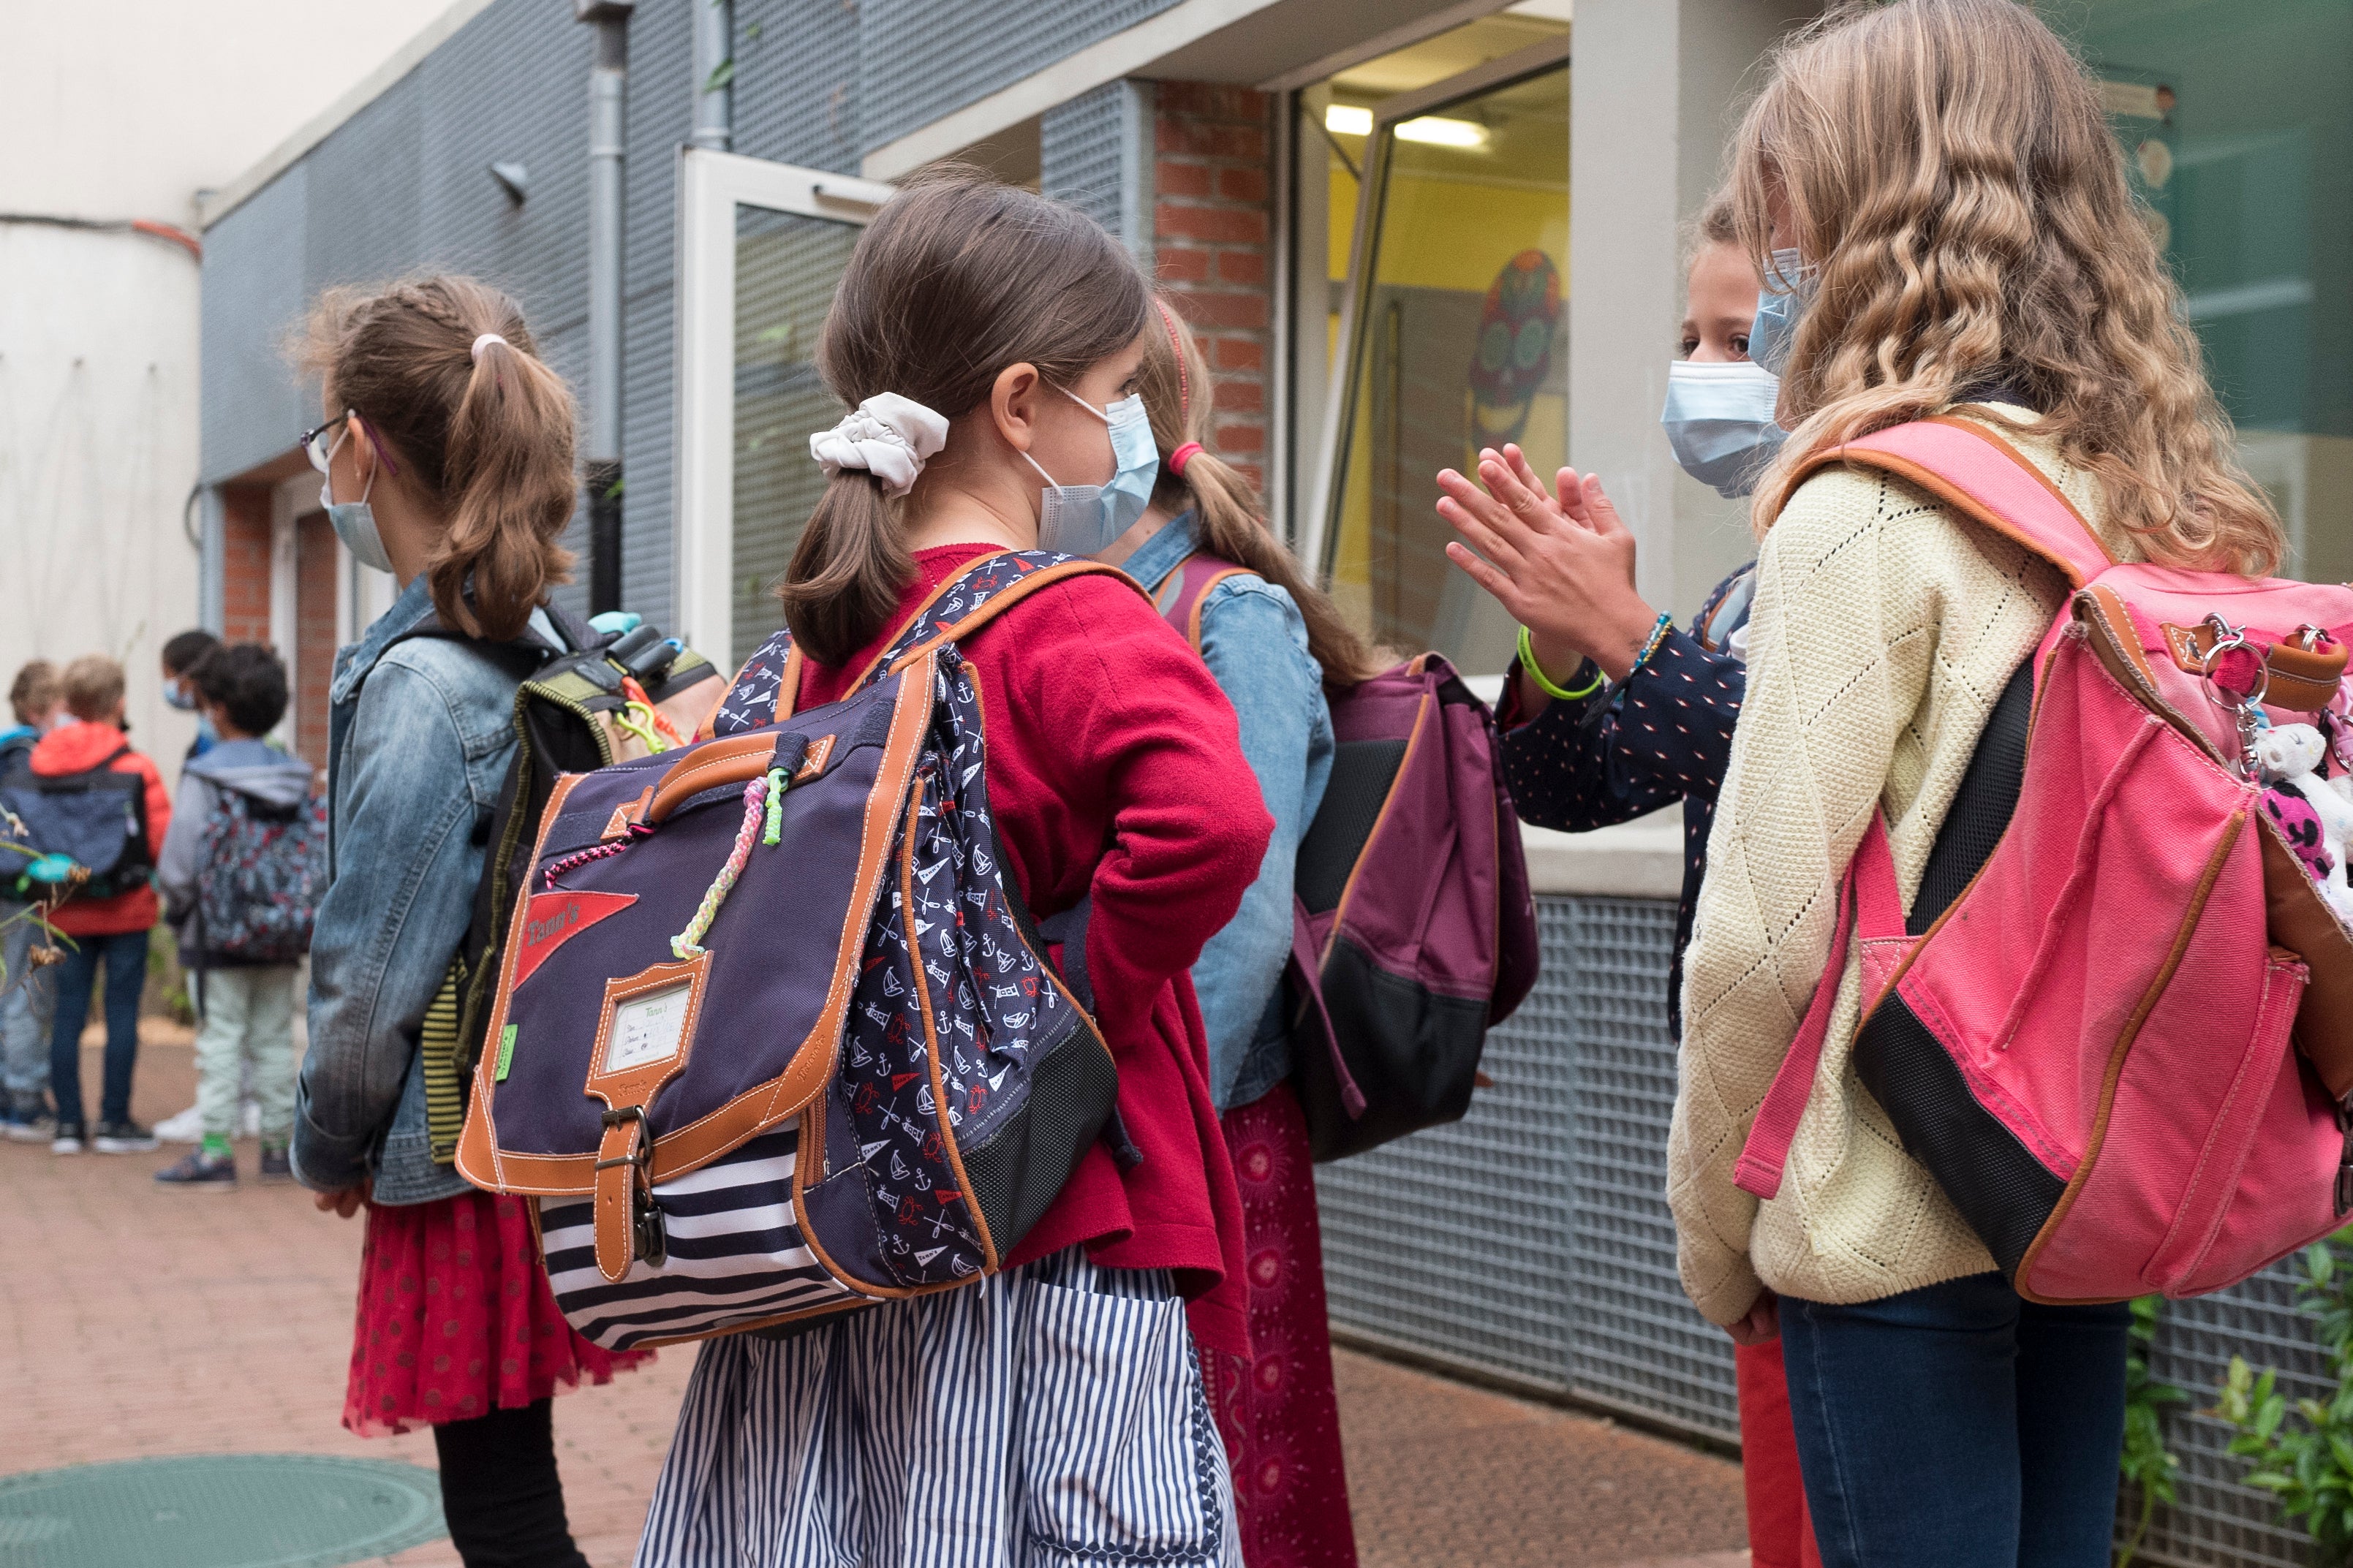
1517, 625, 1605, 702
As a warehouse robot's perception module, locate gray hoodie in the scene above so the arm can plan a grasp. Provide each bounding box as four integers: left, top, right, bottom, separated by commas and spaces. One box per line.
156, 737, 318, 965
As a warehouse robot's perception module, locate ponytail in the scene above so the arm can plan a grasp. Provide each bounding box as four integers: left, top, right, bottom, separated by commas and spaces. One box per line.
779, 167, 1152, 663
301, 275, 576, 643
1141, 297, 1386, 686
779, 471, 915, 665
437, 336, 578, 640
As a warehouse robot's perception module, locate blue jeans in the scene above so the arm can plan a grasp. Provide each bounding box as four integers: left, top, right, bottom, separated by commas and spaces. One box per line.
1779, 1272, 2130, 1568
48, 929, 151, 1127
1, 903, 56, 1100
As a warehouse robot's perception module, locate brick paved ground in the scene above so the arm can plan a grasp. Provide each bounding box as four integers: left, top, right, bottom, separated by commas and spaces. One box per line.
3, 1025, 1748, 1567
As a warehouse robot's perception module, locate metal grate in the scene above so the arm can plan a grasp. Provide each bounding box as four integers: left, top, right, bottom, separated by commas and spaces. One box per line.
2131, 1263, 2329, 1568
0, 1455, 443, 1568
1040, 80, 1153, 265
1564, 898, 1740, 1440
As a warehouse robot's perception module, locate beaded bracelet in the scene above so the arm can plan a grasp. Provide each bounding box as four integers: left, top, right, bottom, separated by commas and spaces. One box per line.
1625, 613, 1676, 681
1517, 625, 1606, 702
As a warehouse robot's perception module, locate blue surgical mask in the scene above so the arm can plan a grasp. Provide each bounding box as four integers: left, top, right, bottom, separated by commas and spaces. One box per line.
1661, 360, 1788, 499
318, 422, 396, 573
1748, 248, 1816, 379
1024, 389, 1160, 557
162, 678, 198, 712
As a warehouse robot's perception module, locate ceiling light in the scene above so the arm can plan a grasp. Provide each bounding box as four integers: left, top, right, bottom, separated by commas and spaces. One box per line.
1395, 115, 1489, 148
1325, 104, 1374, 137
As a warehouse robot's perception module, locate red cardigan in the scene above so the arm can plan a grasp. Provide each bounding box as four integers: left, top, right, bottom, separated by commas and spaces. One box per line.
798, 545, 1271, 1352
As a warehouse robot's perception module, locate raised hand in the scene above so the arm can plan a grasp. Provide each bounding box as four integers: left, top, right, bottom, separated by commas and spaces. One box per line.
1437, 444, 1658, 686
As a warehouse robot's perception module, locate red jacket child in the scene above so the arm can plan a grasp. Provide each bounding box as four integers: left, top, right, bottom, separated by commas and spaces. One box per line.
33, 719, 172, 937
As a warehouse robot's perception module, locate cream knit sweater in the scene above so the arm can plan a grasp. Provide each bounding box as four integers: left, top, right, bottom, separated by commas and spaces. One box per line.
1669, 412, 2137, 1325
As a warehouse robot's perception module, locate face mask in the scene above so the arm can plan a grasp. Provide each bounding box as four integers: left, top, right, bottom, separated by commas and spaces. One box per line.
162, 678, 197, 712
1661, 360, 1788, 499
1748, 248, 1816, 379
1023, 389, 1160, 557
318, 423, 397, 574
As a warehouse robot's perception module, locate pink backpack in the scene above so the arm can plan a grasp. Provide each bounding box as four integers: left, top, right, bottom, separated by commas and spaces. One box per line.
1733, 416, 2353, 1303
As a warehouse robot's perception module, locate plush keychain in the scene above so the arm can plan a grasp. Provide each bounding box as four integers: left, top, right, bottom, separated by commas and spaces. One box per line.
2255, 722, 2353, 925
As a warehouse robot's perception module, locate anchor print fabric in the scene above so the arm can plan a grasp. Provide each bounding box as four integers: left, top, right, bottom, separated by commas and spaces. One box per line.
714, 551, 1087, 1291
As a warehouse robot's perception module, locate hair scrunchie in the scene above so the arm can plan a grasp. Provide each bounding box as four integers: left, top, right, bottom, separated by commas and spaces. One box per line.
470, 333, 508, 363
1168, 440, 1204, 477
808, 393, 950, 499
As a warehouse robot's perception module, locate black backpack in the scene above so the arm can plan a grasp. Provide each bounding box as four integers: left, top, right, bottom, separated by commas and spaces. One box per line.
382, 604, 723, 1163
0, 743, 153, 901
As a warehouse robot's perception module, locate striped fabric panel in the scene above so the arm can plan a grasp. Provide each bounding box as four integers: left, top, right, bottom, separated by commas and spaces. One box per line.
540, 1126, 858, 1351
420, 957, 467, 1165
635, 1248, 1240, 1568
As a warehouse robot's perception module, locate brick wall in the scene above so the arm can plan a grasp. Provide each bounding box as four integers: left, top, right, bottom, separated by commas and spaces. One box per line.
219, 485, 273, 646
292, 515, 337, 765
1153, 83, 1274, 496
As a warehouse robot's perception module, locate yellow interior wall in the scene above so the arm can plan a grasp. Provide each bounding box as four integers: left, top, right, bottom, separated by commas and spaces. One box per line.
1325, 158, 1569, 607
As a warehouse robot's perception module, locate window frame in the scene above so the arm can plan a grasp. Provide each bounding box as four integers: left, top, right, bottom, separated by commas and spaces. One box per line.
674, 148, 895, 669
1302, 31, 1574, 580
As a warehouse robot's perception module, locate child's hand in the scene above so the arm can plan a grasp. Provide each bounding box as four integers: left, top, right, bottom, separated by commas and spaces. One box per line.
314, 1181, 372, 1219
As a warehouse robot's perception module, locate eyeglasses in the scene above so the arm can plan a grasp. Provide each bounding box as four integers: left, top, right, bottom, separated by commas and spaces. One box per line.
299, 414, 350, 474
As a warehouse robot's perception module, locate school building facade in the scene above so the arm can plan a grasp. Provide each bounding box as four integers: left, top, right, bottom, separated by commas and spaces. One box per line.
193, 1, 2352, 1561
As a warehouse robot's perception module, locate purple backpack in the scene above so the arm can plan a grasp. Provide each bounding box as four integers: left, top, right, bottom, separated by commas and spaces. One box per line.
457, 552, 1133, 1349
1154, 554, 1541, 1159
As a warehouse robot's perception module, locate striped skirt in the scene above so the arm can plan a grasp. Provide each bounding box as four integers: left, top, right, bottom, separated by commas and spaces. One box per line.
636, 1247, 1242, 1568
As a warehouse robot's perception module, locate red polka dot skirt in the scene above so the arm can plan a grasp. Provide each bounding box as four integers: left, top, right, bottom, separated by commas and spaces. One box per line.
343, 1189, 650, 1437
1196, 1083, 1359, 1568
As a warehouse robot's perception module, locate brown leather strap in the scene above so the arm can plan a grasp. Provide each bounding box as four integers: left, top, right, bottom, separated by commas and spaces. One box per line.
2160, 620, 2348, 713
592, 1111, 647, 1283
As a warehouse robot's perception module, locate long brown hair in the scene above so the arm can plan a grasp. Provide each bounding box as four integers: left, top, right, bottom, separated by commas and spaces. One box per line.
782, 168, 1152, 664
1138, 297, 1384, 686
1731, 0, 2283, 575
301, 275, 577, 640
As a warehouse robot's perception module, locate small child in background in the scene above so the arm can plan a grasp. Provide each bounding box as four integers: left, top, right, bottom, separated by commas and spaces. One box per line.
0, 660, 61, 1140
160, 630, 221, 765
35, 656, 171, 1154
154, 644, 318, 1189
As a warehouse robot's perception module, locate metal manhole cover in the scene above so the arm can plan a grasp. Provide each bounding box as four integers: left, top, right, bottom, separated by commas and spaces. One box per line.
0, 1455, 445, 1568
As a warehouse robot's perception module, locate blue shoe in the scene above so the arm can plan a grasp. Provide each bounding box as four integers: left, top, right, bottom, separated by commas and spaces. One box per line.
1, 1094, 53, 1144
154, 1149, 237, 1189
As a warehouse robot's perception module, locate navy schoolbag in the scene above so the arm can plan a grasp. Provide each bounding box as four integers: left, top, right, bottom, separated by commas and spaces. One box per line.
456, 551, 1131, 1349
194, 785, 327, 965
0, 745, 153, 901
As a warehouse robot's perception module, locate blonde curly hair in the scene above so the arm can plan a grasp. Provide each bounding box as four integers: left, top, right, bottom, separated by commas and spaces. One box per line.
1731, 0, 2284, 576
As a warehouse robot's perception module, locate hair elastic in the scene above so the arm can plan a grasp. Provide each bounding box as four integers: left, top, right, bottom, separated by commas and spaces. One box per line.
470, 333, 508, 363
1168, 441, 1204, 477
1153, 299, 1190, 422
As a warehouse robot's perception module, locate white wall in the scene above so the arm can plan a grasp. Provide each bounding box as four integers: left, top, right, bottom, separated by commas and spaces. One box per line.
1568, 0, 1814, 621
0, 0, 449, 756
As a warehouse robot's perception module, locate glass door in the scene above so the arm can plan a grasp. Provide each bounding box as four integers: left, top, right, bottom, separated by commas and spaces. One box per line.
676, 151, 894, 670
1310, 37, 1570, 673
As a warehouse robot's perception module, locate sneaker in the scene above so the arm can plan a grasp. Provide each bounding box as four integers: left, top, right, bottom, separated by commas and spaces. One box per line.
154, 1148, 237, 1189
1, 1094, 53, 1144
257, 1145, 292, 1185
51, 1121, 85, 1155
92, 1120, 160, 1154
154, 1103, 205, 1143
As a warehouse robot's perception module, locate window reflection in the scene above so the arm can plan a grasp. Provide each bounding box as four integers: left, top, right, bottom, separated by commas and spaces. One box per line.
2071, 1, 2353, 580
1323, 62, 1569, 673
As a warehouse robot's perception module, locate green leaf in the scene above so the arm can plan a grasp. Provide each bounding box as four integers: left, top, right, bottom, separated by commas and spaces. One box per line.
704, 58, 735, 91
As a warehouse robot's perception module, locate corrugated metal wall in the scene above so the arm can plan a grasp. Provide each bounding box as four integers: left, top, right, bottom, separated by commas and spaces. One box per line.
856, 0, 1185, 153
1318, 892, 2335, 1568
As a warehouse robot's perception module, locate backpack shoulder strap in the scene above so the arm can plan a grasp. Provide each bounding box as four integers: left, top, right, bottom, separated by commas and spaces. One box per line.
1149, 553, 1257, 654
1795, 414, 2114, 591
859, 550, 1148, 689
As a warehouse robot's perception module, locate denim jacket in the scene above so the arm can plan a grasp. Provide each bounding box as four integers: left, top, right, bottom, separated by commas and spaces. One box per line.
292, 575, 539, 1203
1128, 514, 1333, 1110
